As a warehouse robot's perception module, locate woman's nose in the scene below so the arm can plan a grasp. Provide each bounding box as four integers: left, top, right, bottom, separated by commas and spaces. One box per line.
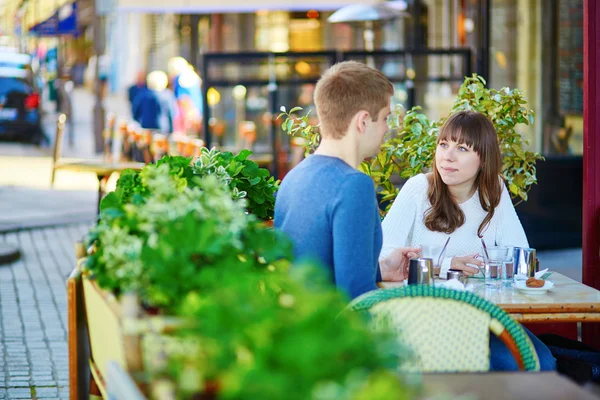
443, 149, 455, 161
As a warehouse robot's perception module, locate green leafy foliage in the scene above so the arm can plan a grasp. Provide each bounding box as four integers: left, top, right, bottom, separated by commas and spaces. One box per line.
278, 106, 321, 156
451, 75, 543, 202
192, 147, 279, 220
280, 74, 543, 215
86, 163, 290, 312
100, 149, 278, 220
86, 160, 417, 400
162, 263, 415, 400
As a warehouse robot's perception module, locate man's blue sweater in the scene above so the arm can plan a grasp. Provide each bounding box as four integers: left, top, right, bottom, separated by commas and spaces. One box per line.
274, 155, 382, 299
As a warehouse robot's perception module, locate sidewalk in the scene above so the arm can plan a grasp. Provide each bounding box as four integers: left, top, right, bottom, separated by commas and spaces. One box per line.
0, 87, 128, 232
0, 155, 111, 233
0, 186, 96, 233
0, 223, 91, 400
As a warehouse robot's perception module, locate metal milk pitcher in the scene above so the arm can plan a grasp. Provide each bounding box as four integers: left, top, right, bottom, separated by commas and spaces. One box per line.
513, 247, 537, 277
408, 258, 434, 285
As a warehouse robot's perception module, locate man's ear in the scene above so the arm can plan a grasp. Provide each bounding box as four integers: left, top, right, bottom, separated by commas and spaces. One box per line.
355, 110, 370, 133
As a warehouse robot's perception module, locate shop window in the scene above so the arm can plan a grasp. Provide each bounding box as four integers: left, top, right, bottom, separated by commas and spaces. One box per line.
255, 11, 290, 53
289, 11, 323, 51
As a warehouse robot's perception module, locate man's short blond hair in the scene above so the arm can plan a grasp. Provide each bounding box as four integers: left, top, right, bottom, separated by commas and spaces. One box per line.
314, 61, 394, 139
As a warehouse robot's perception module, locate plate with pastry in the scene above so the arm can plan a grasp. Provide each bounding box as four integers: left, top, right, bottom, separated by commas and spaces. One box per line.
514, 277, 554, 294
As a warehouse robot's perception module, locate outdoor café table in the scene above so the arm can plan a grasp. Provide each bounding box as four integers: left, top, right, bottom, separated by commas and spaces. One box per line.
53, 159, 145, 212
419, 371, 599, 399
378, 273, 600, 323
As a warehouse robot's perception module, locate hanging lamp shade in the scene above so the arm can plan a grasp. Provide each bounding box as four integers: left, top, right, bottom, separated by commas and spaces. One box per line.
328, 2, 408, 23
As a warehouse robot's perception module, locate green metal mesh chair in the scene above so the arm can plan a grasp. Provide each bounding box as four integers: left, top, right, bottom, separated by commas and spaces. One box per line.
349, 285, 540, 372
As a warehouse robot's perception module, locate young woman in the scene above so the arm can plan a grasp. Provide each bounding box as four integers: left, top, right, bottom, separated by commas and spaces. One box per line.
380, 110, 555, 371
381, 110, 527, 277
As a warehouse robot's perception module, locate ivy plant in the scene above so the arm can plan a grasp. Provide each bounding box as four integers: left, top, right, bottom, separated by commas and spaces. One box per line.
279, 74, 543, 215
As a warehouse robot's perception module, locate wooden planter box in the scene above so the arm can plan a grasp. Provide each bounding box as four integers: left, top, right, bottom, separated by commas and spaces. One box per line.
68, 251, 185, 399
83, 277, 140, 398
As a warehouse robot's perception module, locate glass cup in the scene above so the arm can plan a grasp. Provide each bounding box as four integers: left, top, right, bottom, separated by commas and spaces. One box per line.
483, 247, 508, 289
419, 244, 446, 275
502, 246, 515, 287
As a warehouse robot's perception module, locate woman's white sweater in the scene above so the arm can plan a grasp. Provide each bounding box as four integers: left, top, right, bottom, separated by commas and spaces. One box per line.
380, 174, 529, 278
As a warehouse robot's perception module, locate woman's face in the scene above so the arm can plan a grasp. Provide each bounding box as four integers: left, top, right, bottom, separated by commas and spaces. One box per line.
435, 139, 481, 189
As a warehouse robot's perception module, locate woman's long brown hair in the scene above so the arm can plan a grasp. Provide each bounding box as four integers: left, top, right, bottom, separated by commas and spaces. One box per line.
424, 111, 502, 237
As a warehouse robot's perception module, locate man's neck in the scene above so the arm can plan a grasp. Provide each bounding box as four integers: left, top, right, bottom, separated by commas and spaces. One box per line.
314, 136, 361, 169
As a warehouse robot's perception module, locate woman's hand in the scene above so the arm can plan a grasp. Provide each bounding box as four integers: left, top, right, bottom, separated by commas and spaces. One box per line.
450, 254, 482, 276
380, 247, 421, 281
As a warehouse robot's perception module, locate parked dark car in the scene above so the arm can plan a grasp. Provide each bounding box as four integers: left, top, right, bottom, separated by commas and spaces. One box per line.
0, 53, 44, 145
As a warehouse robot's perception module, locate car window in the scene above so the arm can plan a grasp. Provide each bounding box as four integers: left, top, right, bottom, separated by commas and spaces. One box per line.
0, 77, 32, 95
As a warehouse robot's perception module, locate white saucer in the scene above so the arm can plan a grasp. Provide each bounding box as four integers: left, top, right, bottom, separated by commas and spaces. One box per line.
434, 280, 475, 292
513, 280, 554, 294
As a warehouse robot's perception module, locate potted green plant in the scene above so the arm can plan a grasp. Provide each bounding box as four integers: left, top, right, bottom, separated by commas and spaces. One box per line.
100, 149, 279, 221
146, 262, 416, 400
279, 74, 543, 216
80, 156, 288, 391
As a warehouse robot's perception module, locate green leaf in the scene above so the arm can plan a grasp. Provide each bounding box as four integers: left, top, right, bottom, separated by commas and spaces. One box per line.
249, 192, 265, 204
416, 113, 429, 126
286, 118, 295, 133
99, 192, 122, 212
236, 149, 253, 161
410, 123, 423, 136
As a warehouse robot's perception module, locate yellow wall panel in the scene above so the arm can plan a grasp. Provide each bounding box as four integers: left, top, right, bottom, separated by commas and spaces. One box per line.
117, 0, 376, 13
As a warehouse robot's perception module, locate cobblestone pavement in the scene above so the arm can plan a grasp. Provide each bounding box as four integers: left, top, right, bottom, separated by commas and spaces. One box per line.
0, 223, 93, 400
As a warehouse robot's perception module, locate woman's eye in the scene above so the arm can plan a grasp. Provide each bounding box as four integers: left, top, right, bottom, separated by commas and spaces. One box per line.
459, 146, 468, 152
439, 142, 448, 148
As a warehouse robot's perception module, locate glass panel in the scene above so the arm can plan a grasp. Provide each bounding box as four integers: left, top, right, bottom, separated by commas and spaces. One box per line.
556, 0, 583, 155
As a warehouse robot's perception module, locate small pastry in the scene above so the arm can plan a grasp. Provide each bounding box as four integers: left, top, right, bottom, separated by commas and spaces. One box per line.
526, 277, 545, 288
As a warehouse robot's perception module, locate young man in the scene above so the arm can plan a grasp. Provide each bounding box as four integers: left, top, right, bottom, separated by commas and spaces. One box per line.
275, 61, 419, 300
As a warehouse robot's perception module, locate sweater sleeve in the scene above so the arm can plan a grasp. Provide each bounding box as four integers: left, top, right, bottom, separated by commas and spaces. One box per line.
495, 182, 529, 248
380, 175, 424, 260
331, 174, 380, 300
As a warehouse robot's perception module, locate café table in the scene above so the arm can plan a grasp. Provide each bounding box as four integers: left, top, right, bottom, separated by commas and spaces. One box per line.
53, 159, 145, 213
379, 273, 600, 323
420, 372, 600, 400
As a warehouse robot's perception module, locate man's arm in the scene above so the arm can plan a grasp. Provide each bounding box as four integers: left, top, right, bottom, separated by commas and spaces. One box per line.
331, 174, 380, 299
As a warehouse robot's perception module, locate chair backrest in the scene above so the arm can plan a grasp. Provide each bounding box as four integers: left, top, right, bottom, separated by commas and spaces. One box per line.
349, 285, 540, 373
53, 113, 67, 164
51, 114, 67, 186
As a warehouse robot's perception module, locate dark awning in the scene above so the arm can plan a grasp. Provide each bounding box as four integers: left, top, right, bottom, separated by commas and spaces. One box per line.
29, 2, 78, 37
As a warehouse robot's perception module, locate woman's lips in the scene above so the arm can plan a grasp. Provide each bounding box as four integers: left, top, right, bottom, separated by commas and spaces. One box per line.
441, 166, 458, 172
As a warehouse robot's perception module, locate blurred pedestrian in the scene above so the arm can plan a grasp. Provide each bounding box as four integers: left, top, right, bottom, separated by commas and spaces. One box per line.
132, 71, 178, 135
167, 57, 202, 136
127, 70, 148, 115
